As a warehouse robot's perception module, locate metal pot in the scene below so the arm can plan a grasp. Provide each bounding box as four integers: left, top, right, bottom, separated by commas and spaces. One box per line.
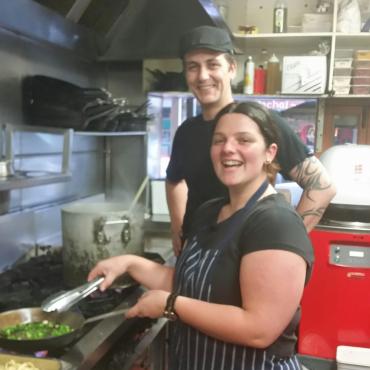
0, 160, 14, 178
62, 202, 144, 287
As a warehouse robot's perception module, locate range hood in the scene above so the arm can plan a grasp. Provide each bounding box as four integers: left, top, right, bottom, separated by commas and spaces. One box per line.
101, 0, 227, 60
0, 0, 229, 60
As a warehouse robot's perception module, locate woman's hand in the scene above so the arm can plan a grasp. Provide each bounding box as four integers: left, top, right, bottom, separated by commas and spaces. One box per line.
126, 290, 169, 319
87, 255, 131, 291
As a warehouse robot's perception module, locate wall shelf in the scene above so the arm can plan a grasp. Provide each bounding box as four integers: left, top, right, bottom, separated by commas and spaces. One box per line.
234, 32, 333, 49
74, 131, 146, 137
0, 172, 71, 191
0, 124, 73, 191
227, 0, 370, 97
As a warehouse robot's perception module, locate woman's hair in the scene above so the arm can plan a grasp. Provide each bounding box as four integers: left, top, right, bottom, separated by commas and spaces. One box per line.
214, 101, 281, 184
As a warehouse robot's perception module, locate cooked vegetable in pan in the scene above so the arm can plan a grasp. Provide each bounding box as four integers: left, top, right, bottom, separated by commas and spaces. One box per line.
0, 321, 72, 340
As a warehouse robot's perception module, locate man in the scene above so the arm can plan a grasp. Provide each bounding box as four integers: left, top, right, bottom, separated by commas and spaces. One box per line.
166, 25, 336, 255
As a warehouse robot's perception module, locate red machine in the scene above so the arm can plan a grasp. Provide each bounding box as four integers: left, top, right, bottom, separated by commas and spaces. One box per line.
299, 226, 370, 359
298, 144, 370, 360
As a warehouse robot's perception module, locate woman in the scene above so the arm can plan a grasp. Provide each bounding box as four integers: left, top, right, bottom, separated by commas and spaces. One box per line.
88, 101, 314, 370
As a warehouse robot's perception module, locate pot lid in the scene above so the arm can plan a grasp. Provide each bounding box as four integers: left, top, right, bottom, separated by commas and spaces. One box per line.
322, 203, 370, 224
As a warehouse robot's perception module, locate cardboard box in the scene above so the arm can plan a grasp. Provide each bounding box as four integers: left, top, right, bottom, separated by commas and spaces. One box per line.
352, 68, 370, 77
333, 76, 351, 86
333, 85, 350, 95
302, 13, 333, 32
334, 67, 352, 76
353, 60, 370, 69
354, 50, 370, 61
351, 85, 370, 94
334, 58, 353, 68
282, 56, 327, 94
352, 76, 370, 85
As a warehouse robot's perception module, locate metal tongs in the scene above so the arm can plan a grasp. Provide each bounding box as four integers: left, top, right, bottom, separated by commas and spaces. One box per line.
41, 276, 105, 313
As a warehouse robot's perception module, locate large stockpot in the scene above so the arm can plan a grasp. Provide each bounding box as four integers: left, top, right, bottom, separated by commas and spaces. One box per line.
62, 202, 144, 287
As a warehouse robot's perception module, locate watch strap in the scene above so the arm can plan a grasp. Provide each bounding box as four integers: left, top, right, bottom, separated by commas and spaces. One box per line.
163, 292, 179, 321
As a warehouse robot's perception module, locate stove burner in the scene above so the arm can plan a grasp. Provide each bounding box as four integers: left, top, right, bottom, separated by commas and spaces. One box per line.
0, 252, 64, 312
0, 251, 162, 316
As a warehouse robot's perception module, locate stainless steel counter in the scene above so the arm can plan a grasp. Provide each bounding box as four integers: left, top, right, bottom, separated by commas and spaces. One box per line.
59, 285, 169, 370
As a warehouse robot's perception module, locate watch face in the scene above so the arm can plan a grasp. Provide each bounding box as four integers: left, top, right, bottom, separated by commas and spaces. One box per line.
168, 311, 177, 321
164, 310, 177, 321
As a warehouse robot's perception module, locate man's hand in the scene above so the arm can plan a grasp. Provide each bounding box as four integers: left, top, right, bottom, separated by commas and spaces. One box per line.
166, 180, 188, 255
171, 230, 183, 257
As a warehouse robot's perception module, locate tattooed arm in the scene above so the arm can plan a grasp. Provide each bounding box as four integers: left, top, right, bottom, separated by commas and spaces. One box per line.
289, 156, 336, 232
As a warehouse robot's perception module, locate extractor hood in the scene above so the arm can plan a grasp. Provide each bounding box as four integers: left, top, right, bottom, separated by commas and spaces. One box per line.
0, 0, 230, 61
100, 0, 228, 60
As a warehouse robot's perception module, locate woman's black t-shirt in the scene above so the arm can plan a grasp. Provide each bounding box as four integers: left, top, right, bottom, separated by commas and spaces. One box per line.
170, 194, 314, 370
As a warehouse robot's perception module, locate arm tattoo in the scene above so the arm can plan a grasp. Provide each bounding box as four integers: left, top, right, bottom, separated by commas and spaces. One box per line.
293, 157, 332, 202
300, 207, 326, 220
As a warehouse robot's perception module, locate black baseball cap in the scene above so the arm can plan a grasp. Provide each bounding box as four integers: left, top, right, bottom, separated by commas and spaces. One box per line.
179, 25, 237, 58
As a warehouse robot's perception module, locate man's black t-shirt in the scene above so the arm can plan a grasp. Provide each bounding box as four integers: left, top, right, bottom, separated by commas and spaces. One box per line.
166, 111, 310, 237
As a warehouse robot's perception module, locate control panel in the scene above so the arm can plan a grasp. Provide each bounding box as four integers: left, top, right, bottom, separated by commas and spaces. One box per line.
330, 244, 370, 268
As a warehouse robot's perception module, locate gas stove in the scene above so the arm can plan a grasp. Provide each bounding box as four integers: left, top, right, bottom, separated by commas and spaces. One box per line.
0, 249, 168, 369
0, 250, 138, 316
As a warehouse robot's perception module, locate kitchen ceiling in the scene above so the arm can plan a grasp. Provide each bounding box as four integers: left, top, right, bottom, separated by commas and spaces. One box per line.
27, 0, 228, 60
31, 0, 130, 37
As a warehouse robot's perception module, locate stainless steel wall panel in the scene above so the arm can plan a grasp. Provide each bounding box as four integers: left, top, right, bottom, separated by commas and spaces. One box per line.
0, 21, 105, 214
0, 11, 146, 270
72, 134, 102, 152
0, 194, 106, 272
0, 33, 102, 127
110, 135, 147, 206
104, 61, 144, 106
15, 154, 65, 174
0, 210, 36, 271
0, 0, 102, 60
69, 151, 105, 197
20, 182, 70, 209
15, 132, 64, 155
33, 206, 64, 246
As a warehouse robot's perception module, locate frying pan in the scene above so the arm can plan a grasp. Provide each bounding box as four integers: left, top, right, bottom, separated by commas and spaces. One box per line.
0, 306, 129, 352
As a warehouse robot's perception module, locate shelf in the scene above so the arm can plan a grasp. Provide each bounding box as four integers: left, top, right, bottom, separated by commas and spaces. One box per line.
0, 124, 73, 192
335, 33, 370, 49
327, 94, 370, 98
74, 131, 147, 136
233, 32, 333, 49
0, 172, 71, 191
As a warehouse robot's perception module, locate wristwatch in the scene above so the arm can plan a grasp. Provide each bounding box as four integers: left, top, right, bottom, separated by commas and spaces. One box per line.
163, 292, 179, 321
